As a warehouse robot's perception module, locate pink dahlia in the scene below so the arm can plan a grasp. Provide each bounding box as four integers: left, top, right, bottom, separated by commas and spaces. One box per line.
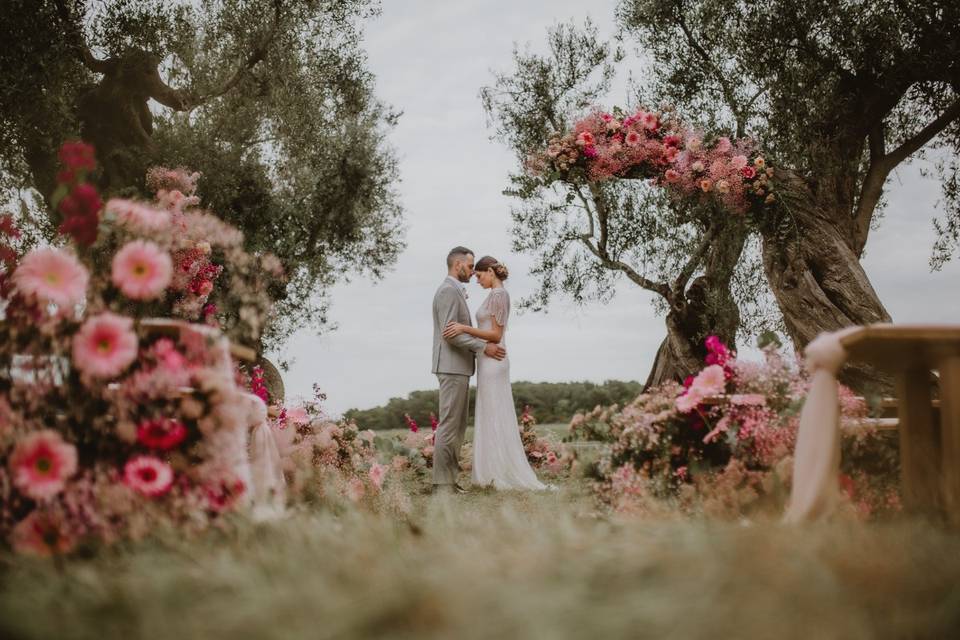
13, 248, 89, 309
11, 510, 75, 557
730, 155, 748, 169
8, 430, 78, 501
72, 312, 139, 379
112, 240, 173, 300
137, 417, 188, 450
641, 112, 660, 130
625, 131, 642, 147
124, 455, 174, 497
675, 390, 702, 413
741, 165, 757, 179
368, 463, 387, 490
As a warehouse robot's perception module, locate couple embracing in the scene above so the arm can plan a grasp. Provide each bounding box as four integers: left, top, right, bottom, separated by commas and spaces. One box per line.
431, 246, 548, 494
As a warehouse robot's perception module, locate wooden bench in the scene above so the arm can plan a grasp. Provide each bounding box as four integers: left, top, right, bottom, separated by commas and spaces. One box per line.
838, 325, 960, 525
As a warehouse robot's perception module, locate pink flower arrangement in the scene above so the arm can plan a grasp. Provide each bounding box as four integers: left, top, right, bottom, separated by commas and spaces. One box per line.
529, 107, 778, 215
123, 455, 174, 497
12, 247, 89, 309
112, 240, 173, 300
136, 418, 188, 450
8, 430, 78, 500
72, 312, 139, 379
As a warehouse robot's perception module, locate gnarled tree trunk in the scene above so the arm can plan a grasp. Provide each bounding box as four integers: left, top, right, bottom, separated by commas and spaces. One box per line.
645, 219, 747, 389
761, 171, 892, 391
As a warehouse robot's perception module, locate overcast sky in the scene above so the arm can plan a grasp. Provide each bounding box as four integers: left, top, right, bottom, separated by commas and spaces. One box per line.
269, 0, 960, 416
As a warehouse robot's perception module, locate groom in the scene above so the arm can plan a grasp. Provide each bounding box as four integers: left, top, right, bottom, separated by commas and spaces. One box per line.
431, 246, 506, 493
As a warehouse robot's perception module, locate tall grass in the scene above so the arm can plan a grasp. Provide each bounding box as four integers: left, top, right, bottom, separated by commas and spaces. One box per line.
2, 477, 959, 639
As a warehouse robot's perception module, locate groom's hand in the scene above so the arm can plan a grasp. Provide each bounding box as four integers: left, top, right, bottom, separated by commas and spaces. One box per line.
484, 343, 506, 360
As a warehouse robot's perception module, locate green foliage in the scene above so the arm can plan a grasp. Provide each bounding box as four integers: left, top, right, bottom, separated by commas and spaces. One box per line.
0, 0, 405, 348
343, 380, 643, 430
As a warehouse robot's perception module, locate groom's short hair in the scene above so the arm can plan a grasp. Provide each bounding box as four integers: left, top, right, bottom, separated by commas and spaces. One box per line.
447, 246, 474, 267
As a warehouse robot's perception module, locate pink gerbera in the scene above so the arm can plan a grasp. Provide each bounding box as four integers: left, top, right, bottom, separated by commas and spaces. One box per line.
72, 312, 139, 379
642, 112, 660, 130
123, 455, 174, 497
12, 247, 89, 309
112, 240, 173, 301
625, 131, 642, 147
137, 417, 188, 450
8, 430, 78, 500
690, 364, 727, 397
11, 510, 75, 557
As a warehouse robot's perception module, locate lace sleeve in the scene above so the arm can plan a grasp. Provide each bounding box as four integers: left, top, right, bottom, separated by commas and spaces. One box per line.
490, 289, 510, 327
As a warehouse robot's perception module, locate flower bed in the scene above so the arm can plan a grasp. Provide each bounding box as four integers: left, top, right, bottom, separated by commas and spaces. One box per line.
589, 337, 900, 518
0, 142, 285, 555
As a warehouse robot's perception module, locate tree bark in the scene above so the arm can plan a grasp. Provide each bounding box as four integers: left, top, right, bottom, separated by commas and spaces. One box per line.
645, 219, 747, 389
761, 171, 892, 391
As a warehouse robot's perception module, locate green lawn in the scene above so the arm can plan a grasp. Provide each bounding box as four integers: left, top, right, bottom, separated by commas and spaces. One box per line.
2, 475, 960, 639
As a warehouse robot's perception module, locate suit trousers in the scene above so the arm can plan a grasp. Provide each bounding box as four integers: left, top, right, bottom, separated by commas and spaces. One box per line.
433, 373, 470, 485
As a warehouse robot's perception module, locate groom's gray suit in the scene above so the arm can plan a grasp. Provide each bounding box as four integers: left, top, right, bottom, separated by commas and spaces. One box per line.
432, 277, 486, 486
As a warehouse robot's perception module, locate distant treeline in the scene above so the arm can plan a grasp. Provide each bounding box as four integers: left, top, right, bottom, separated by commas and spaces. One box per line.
343, 380, 643, 431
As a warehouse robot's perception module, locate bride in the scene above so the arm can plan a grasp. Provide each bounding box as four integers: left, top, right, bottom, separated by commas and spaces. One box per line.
442, 256, 548, 491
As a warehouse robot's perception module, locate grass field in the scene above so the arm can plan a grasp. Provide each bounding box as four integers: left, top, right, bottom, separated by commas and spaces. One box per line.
2, 471, 960, 639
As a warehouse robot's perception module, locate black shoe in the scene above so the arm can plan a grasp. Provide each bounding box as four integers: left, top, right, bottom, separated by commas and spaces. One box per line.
432, 484, 468, 495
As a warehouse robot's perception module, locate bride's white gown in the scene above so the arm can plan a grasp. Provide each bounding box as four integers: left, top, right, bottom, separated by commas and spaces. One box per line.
471, 288, 547, 491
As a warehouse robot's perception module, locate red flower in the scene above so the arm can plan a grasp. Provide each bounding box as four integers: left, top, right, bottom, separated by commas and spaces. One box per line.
663, 135, 682, 148
57, 183, 102, 246
58, 141, 97, 172
137, 417, 188, 450
404, 413, 419, 433
741, 165, 757, 179
205, 477, 246, 513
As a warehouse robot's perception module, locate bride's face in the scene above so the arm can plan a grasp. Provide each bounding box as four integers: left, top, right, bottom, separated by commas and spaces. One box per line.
474, 268, 495, 289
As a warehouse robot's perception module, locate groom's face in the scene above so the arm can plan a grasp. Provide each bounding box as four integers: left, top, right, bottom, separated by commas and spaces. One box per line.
455, 255, 475, 283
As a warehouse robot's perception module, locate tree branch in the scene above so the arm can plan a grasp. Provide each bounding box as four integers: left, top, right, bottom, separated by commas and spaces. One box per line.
54, 0, 112, 74
672, 221, 719, 294
187, 0, 283, 109
852, 97, 960, 253
671, 2, 746, 132
570, 184, 671, 298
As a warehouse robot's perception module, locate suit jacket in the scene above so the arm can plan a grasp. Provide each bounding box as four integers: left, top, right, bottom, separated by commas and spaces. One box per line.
432, 278, 486, 375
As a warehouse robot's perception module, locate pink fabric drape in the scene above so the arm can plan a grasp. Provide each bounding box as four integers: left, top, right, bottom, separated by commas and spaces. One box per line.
783, 328, 857, 523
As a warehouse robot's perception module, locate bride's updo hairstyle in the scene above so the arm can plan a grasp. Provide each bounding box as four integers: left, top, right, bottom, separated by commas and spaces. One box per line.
475, 255, 509, 281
